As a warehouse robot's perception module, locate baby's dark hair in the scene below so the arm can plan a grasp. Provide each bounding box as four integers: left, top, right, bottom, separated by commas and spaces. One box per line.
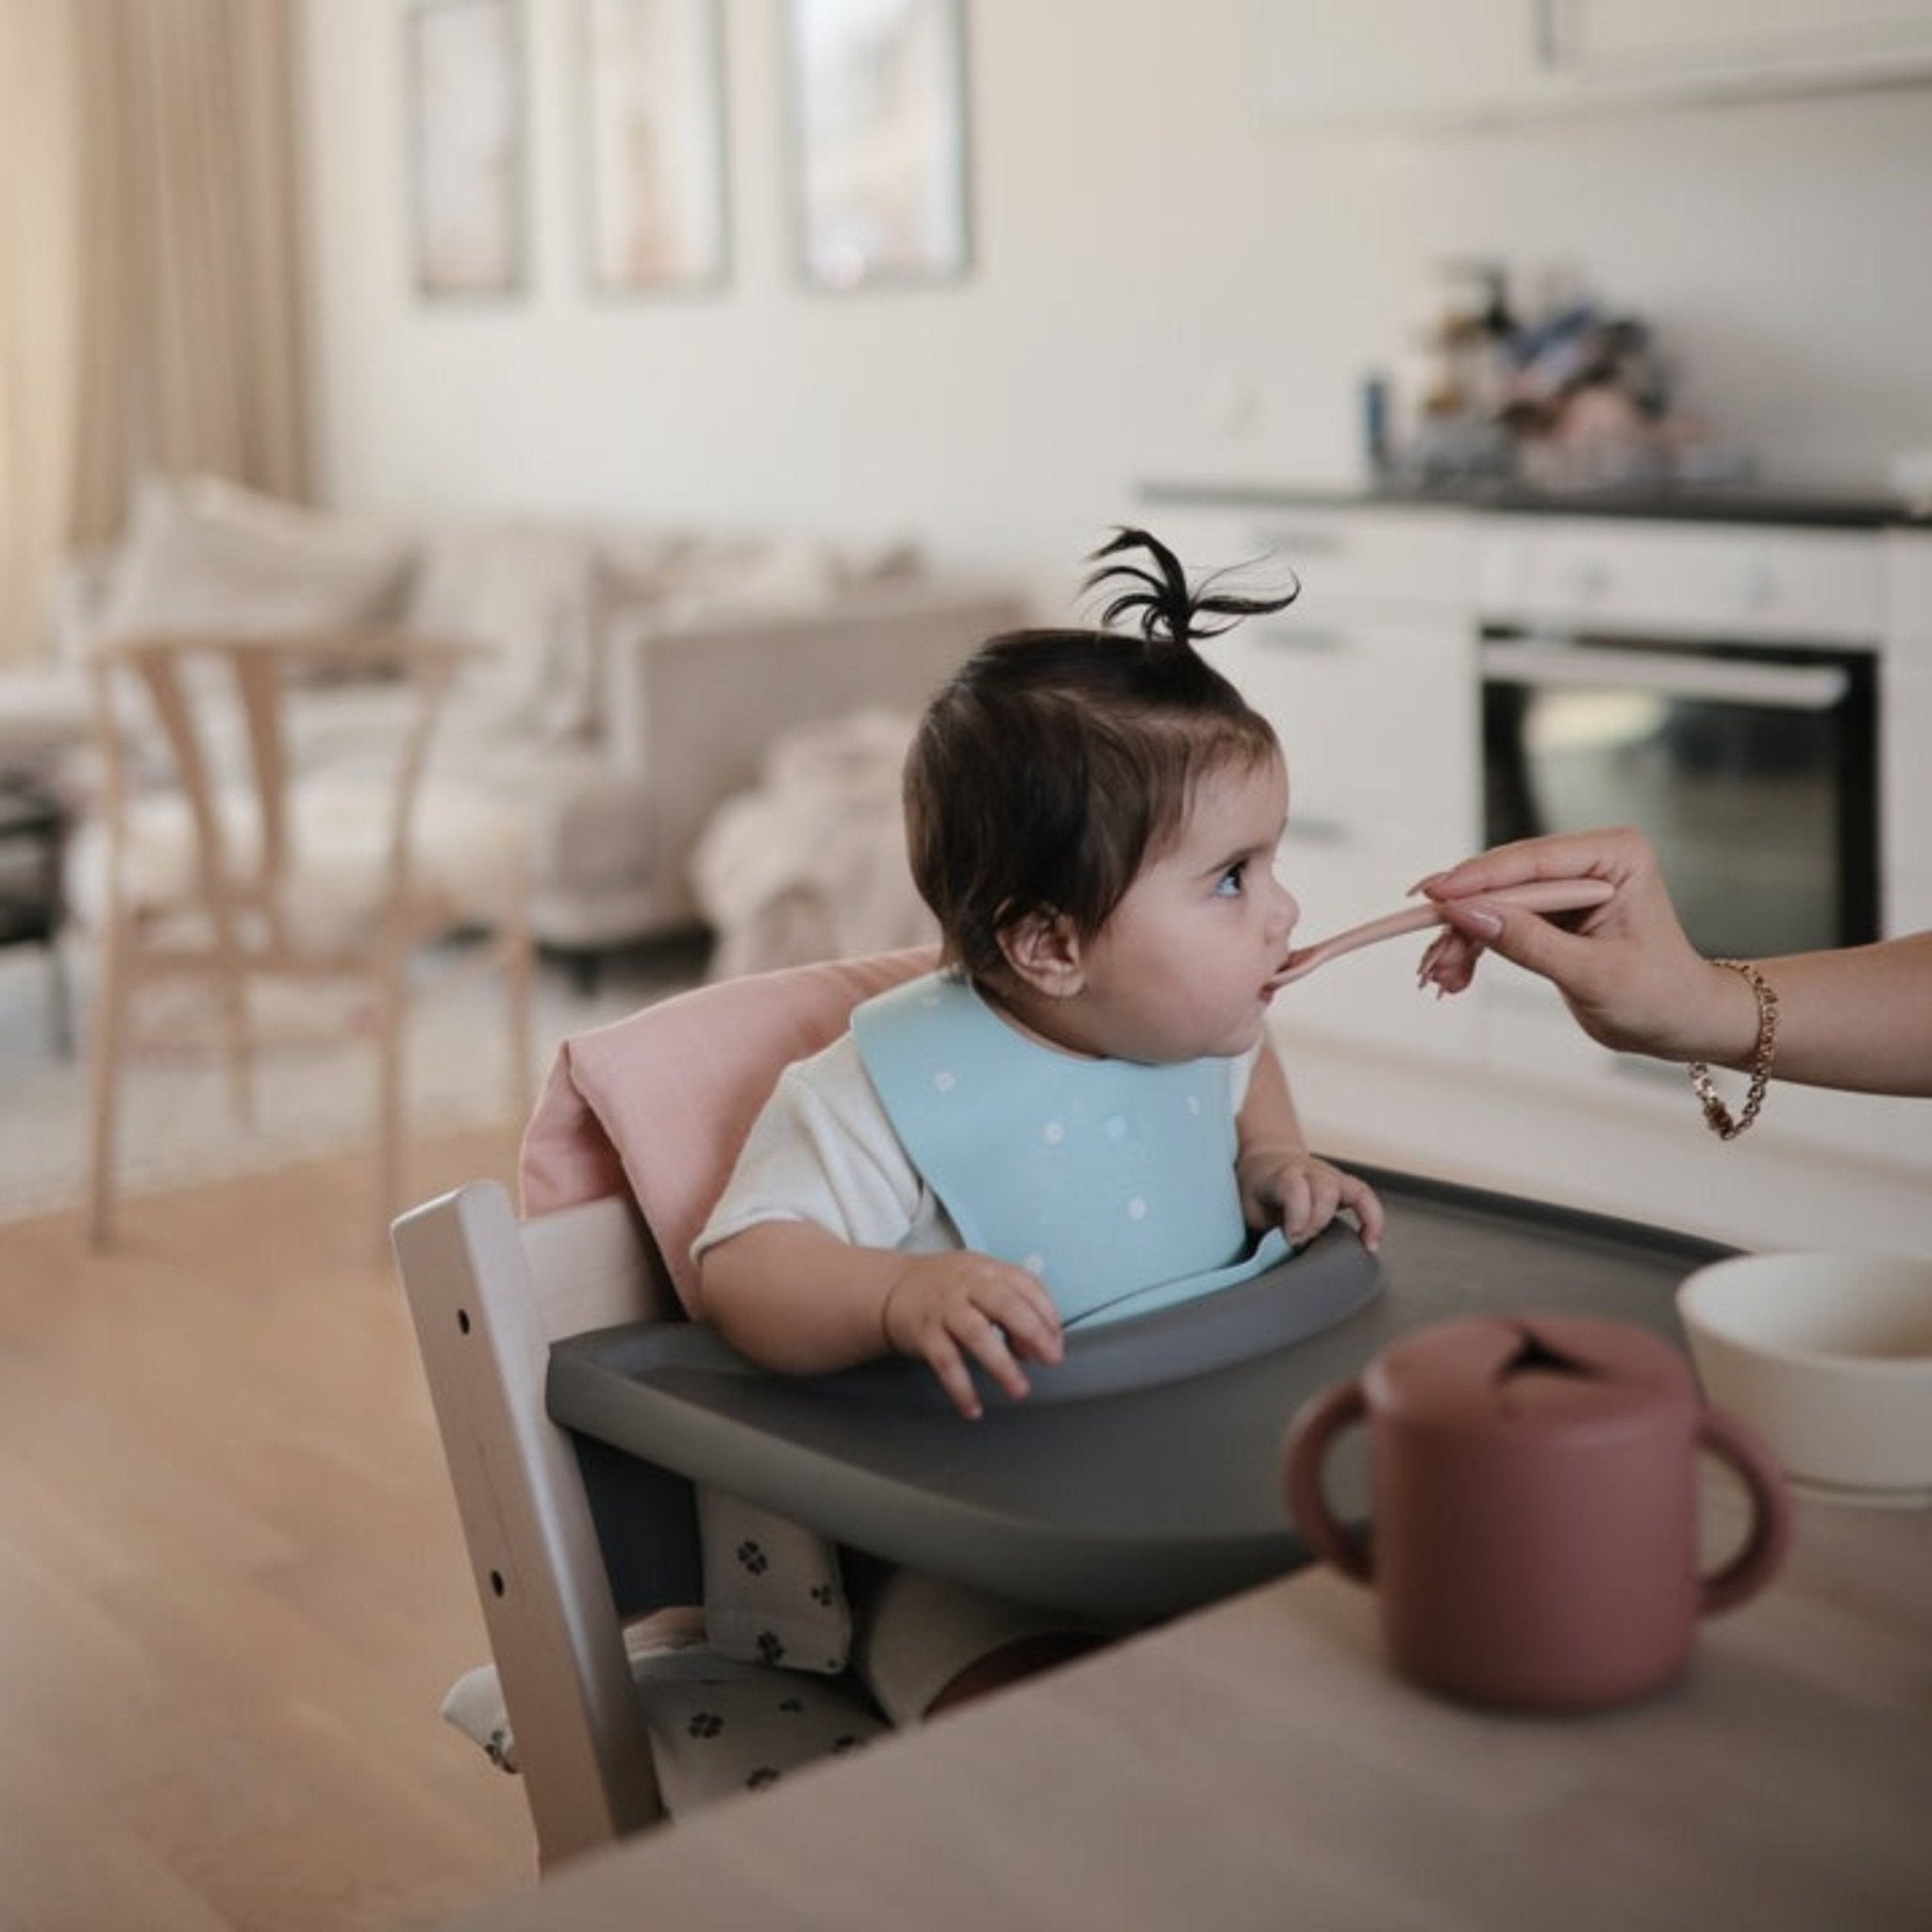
905, 527, 1297, 984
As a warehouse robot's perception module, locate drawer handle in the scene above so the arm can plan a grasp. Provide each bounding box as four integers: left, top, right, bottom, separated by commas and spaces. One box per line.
1480, 639, 1851, 711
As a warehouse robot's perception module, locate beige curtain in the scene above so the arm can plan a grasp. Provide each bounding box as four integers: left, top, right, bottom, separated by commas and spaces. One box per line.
124, 0, 308, 496
0, 4, 92, 665
0, 0, 308, 668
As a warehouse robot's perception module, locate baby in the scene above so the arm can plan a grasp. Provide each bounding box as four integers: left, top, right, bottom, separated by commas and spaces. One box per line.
689, 528, 1382, 1719
695, 525, 1383, 1417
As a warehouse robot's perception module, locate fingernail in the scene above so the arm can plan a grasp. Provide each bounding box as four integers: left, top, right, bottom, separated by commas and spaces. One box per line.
1449, 901, 1504, 936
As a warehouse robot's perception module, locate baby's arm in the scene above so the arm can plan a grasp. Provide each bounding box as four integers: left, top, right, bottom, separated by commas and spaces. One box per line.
1234, 1041, 1384, 1252
697, 1224, 1061, 1421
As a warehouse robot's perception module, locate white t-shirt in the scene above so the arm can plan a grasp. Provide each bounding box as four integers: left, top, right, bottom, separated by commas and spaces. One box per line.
693, 1031, 1259, 1270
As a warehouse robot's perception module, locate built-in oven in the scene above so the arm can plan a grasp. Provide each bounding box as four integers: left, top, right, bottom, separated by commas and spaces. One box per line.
1480, 628, 1878, 961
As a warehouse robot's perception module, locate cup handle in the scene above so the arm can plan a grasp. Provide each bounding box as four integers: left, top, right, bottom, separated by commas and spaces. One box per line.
1696, 1405, 1793, 1615
1282, 1379, 1374, 1584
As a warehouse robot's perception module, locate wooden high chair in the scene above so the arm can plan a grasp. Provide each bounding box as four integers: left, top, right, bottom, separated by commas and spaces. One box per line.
391, 951, 936, 1870
391, 944, 1413, 1869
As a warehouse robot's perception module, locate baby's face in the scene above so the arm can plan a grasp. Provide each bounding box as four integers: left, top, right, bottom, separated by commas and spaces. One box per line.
1070, 750, 1298, 1063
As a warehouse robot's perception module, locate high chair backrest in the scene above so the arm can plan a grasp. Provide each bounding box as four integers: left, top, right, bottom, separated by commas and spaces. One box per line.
392, 948, 936, 1869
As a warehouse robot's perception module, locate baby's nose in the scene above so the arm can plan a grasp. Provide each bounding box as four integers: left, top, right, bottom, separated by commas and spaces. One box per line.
1269, 877, 1299, 938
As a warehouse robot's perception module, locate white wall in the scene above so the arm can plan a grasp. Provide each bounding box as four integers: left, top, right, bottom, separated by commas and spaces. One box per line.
300, 0, 1932, 600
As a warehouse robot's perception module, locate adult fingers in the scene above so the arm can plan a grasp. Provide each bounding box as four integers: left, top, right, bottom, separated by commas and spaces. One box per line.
1413, 826, 1644, 904
1418, 927, 1481, 994
1437, 895, 1602, 991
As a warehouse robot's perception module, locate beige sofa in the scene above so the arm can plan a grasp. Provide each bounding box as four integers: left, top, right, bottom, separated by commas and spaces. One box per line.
33, 476, 1025, 978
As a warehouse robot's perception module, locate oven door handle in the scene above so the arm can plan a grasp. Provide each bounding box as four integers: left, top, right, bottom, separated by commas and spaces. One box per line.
1479, 640, 1852, 712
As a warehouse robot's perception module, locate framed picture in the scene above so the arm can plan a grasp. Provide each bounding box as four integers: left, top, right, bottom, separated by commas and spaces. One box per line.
581, 0, 729, 293
407, 0, 525, 298
783, 0, 972, 291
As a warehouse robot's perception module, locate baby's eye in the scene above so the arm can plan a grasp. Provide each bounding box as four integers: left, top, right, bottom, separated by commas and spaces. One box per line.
1214, 861, 1246, 897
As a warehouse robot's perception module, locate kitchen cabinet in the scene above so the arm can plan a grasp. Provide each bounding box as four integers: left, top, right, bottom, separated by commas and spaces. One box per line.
1258, 0, 1932, 132
1475, 517, 1884, 643
1556, 1, 1932, 93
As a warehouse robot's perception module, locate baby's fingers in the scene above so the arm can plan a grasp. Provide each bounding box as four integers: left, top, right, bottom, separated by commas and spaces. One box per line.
1338, 1170, 1385, 1253
923, 1332, 989, 1420
955, 1307, 1035, 1406
1274, 1169, 1317, 1241
1294, 1169, 1346, 1241
985, 1274, 1064, 1366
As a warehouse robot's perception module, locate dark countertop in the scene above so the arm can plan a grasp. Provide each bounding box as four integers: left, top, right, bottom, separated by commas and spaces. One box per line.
1141, 476, 1929, 531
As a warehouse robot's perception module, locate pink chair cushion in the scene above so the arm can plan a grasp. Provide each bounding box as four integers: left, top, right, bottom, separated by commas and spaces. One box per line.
519, 948, 938, 1312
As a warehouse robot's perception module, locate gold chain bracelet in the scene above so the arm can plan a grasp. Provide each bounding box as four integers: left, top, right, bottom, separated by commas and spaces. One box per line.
1687, 959, 1779, 1141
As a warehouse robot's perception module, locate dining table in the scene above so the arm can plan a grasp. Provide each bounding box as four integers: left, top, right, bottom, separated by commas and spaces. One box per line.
440, 1473, 1931, 1931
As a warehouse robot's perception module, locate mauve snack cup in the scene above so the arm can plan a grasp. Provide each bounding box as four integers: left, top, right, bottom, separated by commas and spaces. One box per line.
1283, 1313, 1790, 1712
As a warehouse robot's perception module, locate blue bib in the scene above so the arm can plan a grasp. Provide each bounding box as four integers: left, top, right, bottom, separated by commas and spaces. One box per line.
850, 973, 1290, 1327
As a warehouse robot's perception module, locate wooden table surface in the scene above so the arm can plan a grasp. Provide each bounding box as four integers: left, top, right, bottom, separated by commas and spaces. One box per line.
445, 1482, 1932, 1932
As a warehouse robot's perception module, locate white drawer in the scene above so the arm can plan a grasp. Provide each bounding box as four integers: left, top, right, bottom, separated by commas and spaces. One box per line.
1208, 615, 1477, 829
1141, 499, 1474, 610
1477, 517, 1883, 643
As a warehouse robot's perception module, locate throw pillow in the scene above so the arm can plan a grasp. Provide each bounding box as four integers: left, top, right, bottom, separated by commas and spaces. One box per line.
95, 475, 415, 651
406, 519, 605, 745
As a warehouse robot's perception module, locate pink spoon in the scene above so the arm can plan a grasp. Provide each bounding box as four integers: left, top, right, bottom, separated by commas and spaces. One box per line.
1269, 878, 1617, 989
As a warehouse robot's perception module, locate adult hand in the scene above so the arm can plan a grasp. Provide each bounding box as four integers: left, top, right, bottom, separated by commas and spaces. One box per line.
880, 1251, 1065, 1420
1412, 827, 1755, 1065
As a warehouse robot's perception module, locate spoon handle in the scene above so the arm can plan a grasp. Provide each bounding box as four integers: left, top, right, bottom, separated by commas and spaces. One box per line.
1273, 878, 1615, 987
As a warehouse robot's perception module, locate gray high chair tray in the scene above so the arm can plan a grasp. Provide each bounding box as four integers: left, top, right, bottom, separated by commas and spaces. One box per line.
547, 1169, 1730, 1624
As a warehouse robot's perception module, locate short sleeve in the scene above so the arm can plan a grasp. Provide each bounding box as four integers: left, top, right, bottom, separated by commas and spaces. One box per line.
691, 1034, 936, 1264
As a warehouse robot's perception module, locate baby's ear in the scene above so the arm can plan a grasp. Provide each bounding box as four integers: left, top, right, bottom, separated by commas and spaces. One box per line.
998, 909, 1086, 999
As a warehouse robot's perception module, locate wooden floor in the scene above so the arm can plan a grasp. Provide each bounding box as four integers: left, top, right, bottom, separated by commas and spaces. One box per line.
0, 1126, 543, 1931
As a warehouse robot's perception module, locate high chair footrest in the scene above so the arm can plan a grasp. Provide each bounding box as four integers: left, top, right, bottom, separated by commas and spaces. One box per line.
442, 1641, 889, 1815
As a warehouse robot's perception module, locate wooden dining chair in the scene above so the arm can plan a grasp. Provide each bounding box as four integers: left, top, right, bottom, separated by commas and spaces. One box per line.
74, 629, 534, 1247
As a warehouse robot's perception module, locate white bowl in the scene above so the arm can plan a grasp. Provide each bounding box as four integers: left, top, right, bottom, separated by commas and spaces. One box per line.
1678, 1252, 1932, 1505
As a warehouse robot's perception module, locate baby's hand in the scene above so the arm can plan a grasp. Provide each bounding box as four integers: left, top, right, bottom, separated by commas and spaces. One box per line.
880, 1253, 1064, 1419
1247, 1155, 1384, 1254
